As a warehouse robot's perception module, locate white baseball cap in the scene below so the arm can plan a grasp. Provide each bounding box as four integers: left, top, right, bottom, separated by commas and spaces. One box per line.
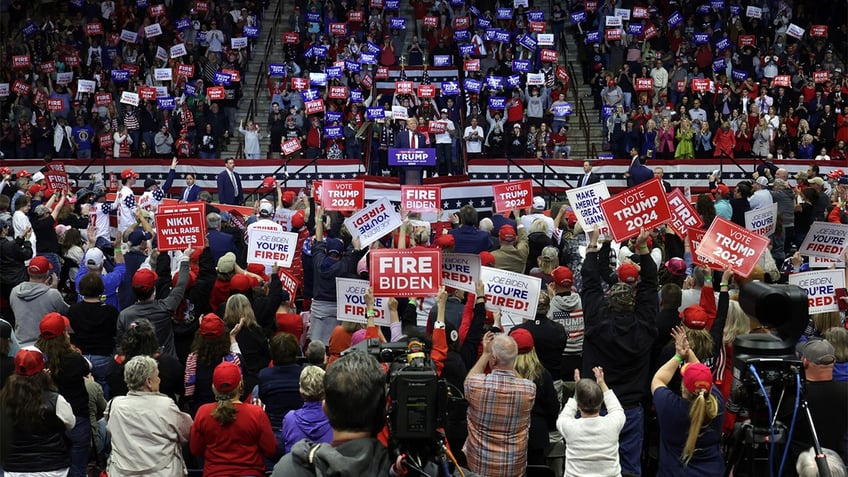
85, 248, 105, 269
532, 196, 545, 210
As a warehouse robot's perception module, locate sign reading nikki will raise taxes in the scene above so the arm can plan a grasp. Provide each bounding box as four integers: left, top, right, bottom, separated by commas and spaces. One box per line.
388, 148, 436, 166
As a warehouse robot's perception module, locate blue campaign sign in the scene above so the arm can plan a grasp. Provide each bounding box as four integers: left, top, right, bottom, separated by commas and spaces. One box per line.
458, 43, 475, 56
485, 29, 498, 41
366, 41, 381, 55
325, 126, 343, 138
455, 29, 470, 41
350, 89, 363, 103
359, 53, 377, 64
627, 23, 643, 35
313, 46, 328, 58
602, 105, 614, 118
476, 17, 492, 29
111, 70, 130, 82
585, 30, 600, 44
713, 57, 727, 72
494, 30, 511, 43
389, 148, 437, 166
496, 8, 512, 19
326, 66, 343, 78
158, 97, 176, 110
668, 11, 683, 27
214, 72, 232, 86
385, 0, 399, 9
434, 55, 452, 66
269, 64, 287, 76
366, 107, 385, 119
506, 74, 522, 88
184, 83, 196, 97
715, 37, 731, 51
694, 33, 710, 45
486, 76, 505, 90
302, 89, 320, 101
390, 17, 406, 29
696, 4, 711, 14
571, 11, 587, 23
441, 81, 460, 95
729, 4, 741, 15
464, 78, 482, 93
712, 0, 725, 10
325, 111, 343, 123
553, 102, 572, 116
22, 21, 38, 36
512, 59, 531, 73
488, 97, 506, 109
136, 0, 148, 7
468, 6, 480, 16
344, 60, 361, 73
306, 12, 321, 23
518, 34, 537, 51
244, 26, 259, 38
176, 17, 191, 30
731, 69, 748, 81
449, 0, 462, 5
527, 10, 544, 21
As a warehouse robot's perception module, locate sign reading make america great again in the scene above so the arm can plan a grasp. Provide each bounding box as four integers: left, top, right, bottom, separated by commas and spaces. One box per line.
388, 148, 437, 166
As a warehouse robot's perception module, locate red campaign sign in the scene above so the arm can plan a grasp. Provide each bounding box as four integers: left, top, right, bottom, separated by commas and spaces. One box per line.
692, 78, 711, 92
418, 84, 435, 98
370, 248, 442, 297
428, 120, 446, 134
291, 77, 308, 90
529, 21, 546, 33
687, 228, 722, 270
41, 61, 56, 73
12, 55, 31, 69
44, 162, 68, 192
395, 81, 413, 94
360, 73, 373, 88
540, 49, 558, 63
810, 25, 828, 37
556, 65, 568, 82
122, 64, 140, 76
283, 32, 299, 44
222, 69, 241, 82
635, 77, 654, 91
276, 269, 300, 301
643, 24, 658, 39
738, 34, 755, 47
321, 180, 365, 211
585, 1, 597, 12
305, 99, 325, 115
348, 10, 364, 22
605, 28, 622, 41
64, 55, 80, 66
138, 86, 157, 100
401, 186, 440, 213
85, 22, 103, 35
453, 16, 469, 30
155, 204, 206, 252
330, 23, 346, 35
772, 75, 791, 87
207, 86, 226, 100
666, 189, 704, 237
312, 180, 322, 205
95, 93, 112, 106
148, 4, 165, 16
33, 89, 46, 104
492, 179, 533, 213
464, 59, 480, 71
676, 80, 686, 92
46, 98, 64, 112
282, 138, 302, 155
695, 216, 769, 277
600, 177, 672, 242
12, 81, 31, 96
423, 16, 438, 28
814, 70, 830, 84
195, 1, 209, 12
633, 6, 649, 18
177, 64, 195, 77
328, 85, 348, 99
375, 66, 389, 79
99, 134, 113, 151
369, 0, 383, 8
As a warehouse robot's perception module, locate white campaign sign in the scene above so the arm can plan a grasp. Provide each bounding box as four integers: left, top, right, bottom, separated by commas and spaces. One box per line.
119, 91, 139, 106
145, 23, 163, 37
527, 73, 545, 85
480, 266, 541, 321
343, 197, 403, 249
120, 29, 139, 43
231, 37, 248, 49
170, 43, 188, 58
246, 227, 298, 267
537, 34, 554, 46
77, 79, 96, 93
154, 68, 173, 81
391, 105, 408, 120
745, 204, 777, 237
442, 253, 481, 294
788, 269, 845, 314
566, 181, 610, 233
336, 277, 392, 325
56, 72, 73, 85
809, 256, 846, 269
799, 222, 848, 260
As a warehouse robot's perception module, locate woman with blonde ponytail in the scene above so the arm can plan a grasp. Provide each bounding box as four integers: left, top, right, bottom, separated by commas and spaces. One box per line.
651, 326, 725, 476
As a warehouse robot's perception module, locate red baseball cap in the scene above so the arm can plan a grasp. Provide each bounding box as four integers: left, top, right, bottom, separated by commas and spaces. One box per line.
291, 209, 306, 229
681, 362, 713, 394
213, 361, 242, 393
199, 313, 226, 339
282, 190, 296, 205
39, 312, 70, 339
499, 225, 517, 242
680, 305, 710, 330
480, 250, 496, 267
121, 168, 139, 180
14, 346, 45, 376
28, 184, 45, 195
551, 266, 574, 288
510, 328, 534, 354
617, 262, 640, 284
246, 263, 269, 283
27, 256, 52, 275
711, 183, 729, 197
432, 233, 455, 249
16, 170, 32, 178
132, 268, 158, 290
229, 273, 253, 292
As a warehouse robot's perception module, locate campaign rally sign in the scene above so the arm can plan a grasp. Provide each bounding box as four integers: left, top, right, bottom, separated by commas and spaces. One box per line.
170, 43, 188, 58
799, 222, 848, 260
305, 99, 325, 115
46, 98, 63, 112
324, 126, 343, 139
433, 55, 452, 67
627, 24, 643, 35
389, 148, 437, 167
635, 78, 653, 91
207, 86, 226, 100
667, 11, 683, 27
506, 74, 522, 88
692, 78, 711, 92
492, 180, 533, 213
454, 29, 470, 41
145, 22, 163, 37
291, 77, 308, 90
632, 5, 649, 18
395, 80, 414, 94
155, 204, 206, 252
423, 15, 438, 27
247, 226, 298, 267
541, 49, 558, 62
694, 33, 711, 45
283, 32, 299, 44
119, 91, 139, 106
402, 186, 440, 213
667, 189, 704, 237
738, 34, 756, 47
772, 75, 791, 87
496, 7, 512, 19
810, 256, 846, 269
321, 180, 365, 211
571, 11, 587, 23
814, 71, 830, 84
442, 253, 480, 294
12, 55, 30, 69
155, 68, 173, 81
336, 277, 392, 325
480, 266, 541, 321
418, 84, 436, 98
111, 70, 130, 82
566, 181, 611, 234
157, 97, 175, 110
715, 37, 731, 51
789, 269, 845, 314
745, 204, 777, 237
713, 57, 727, 72
344, 197, 403, 249
745, 5, 762, 18
695, 217, 770, 277
488, 97, 506, 110
85, 22, 103, 35
464, 59, 480, 72
370, 248, 441, 297
138, 86, 157, 101
811, 25, 828, 37
731, 69, 748, 82
328, 85, 347, 99
600, 178, 671, 242
325, 111, 343, 124
366, 106, 385, 120
690, 228, 727, 270
43, 162, 69, 192
441, 81, 460, 95
281, 138, 302, 155
268, 64, 286, 76
391, 106, 408, 120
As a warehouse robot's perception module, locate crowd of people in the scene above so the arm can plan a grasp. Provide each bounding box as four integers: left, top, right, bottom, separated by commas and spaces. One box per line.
0, 154, 847, 476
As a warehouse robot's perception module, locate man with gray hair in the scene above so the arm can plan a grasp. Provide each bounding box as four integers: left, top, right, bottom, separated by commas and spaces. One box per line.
464, 331, 536, 477
206, 212, 238, 264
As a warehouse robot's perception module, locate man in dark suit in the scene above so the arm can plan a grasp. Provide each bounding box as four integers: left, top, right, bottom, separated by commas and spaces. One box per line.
653, 167, 673, 193
179, 173, 201, 202
206, 212, 238, 263
394, 118, 428, 185
216, 158, 243, 205
578, 160, 601, 188
448, 204, 491, 254
626, 148, 653, 187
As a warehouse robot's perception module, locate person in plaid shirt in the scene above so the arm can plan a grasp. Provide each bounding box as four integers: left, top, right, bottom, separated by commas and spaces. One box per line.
464, 331, 536, 477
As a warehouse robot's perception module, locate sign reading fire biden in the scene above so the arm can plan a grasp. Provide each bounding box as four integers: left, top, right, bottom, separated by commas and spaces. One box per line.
388, 148, 437, 166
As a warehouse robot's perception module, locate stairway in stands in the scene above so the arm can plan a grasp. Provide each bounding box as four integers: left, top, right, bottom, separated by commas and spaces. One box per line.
561, 17, 605, 160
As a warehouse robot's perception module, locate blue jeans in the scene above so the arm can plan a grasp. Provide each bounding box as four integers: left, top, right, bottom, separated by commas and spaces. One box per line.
67, 415, 92, 477
620, 404, 644, 476
84, 354, 113, 399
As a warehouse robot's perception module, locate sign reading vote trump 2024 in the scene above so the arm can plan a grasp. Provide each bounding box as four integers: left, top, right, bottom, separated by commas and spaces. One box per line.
695, 217, 770, 277
799, 222, 848, 261
480, 266, 541, 321
745, 203, 777, 238
369, 248, 442, 297
246, 226, 298, 267
442, 253, 481, 294
599, 178, 671, 242
789, 269, 846, 314
154, 204, 206, 251
320, 180, 365, 211
566, 181, 610, 234
335, 277, 393, 325
388, 148, 437, 166
492, 180, 533, 213
343, 197, 403, 248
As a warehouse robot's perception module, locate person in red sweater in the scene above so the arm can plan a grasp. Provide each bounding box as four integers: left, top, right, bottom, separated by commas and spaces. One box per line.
712, 121, 736, 158
190, 361, 277, 477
